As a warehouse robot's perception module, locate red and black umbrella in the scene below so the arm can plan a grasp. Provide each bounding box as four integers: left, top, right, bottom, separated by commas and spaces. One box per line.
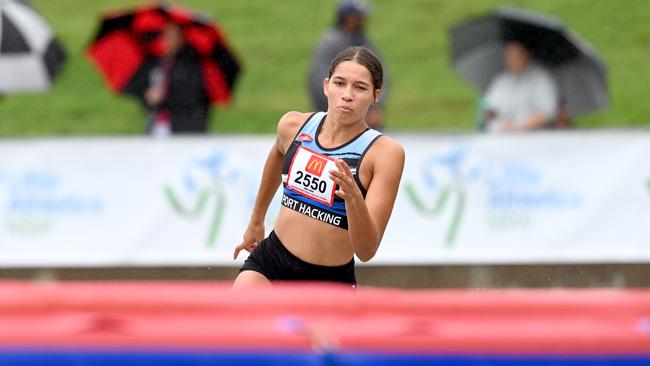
87, 3, 241, 105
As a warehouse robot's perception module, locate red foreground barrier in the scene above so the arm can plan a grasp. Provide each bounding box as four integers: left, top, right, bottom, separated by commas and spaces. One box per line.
0, 281, 649, 354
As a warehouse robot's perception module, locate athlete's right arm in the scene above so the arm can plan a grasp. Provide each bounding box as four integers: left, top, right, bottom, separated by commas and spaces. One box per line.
233, 111, 309, 259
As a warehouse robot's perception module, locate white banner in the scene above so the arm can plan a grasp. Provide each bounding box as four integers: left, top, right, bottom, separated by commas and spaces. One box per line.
0, 132, 649, 266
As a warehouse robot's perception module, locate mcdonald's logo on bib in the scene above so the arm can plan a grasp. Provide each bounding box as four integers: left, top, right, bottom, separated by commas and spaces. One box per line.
306, 155, 327, 176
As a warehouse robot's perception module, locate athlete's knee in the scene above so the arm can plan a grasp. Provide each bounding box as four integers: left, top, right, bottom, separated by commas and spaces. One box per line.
232, 270, 272, 290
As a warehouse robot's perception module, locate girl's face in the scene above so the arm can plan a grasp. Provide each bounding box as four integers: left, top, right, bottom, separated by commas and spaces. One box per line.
324, 60, 380, 124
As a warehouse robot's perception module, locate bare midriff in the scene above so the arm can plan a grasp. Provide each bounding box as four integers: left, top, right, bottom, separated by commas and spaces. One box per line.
273, 207, 354, 266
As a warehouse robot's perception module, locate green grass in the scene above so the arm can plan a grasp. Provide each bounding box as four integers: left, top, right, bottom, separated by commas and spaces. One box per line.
1, 0, 648, 136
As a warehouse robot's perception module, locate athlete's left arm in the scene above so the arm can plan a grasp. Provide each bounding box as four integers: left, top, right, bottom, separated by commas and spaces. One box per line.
330, 137, 405, 262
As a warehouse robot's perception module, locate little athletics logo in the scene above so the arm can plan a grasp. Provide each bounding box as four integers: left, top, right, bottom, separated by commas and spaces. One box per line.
163, 149, 247, 248
404, 147, 478, 248
164, 186, 225, 248
405, 182, 465, 248
405, 145, 585, 249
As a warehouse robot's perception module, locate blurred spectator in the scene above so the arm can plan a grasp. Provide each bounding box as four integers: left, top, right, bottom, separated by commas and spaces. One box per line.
308, 0, 388, 130
138, 23, 211, 136
480, 40, 558, 132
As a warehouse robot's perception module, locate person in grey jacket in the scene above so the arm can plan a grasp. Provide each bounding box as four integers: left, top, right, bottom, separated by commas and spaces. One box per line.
308, 0, 388, 130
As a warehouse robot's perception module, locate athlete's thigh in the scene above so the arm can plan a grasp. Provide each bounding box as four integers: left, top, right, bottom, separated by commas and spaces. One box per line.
232, 270, 272, 289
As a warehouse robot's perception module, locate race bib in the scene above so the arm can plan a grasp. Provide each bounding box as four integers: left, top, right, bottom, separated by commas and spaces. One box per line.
286, 146, 338, 206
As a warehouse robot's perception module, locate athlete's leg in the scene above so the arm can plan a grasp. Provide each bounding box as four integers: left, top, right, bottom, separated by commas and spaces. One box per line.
232, 270, 272, 289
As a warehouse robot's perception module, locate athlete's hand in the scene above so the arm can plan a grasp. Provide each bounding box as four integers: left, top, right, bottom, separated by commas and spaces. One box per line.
329, 159, 362, 202
233, 221, 265, 259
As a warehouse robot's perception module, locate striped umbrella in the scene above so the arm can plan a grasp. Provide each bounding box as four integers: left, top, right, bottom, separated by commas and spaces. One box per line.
0, 0, 66, 92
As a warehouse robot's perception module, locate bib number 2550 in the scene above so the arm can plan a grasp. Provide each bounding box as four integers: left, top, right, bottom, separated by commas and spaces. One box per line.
286, 146, 337, 206
293, 171, 327, 193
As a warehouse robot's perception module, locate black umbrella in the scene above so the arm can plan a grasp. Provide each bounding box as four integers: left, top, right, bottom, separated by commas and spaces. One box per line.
0, 0, 66, 92
450, 6, 608, 117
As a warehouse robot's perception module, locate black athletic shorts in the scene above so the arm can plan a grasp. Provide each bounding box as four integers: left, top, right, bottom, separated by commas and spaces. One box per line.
239, 230, 356, 286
